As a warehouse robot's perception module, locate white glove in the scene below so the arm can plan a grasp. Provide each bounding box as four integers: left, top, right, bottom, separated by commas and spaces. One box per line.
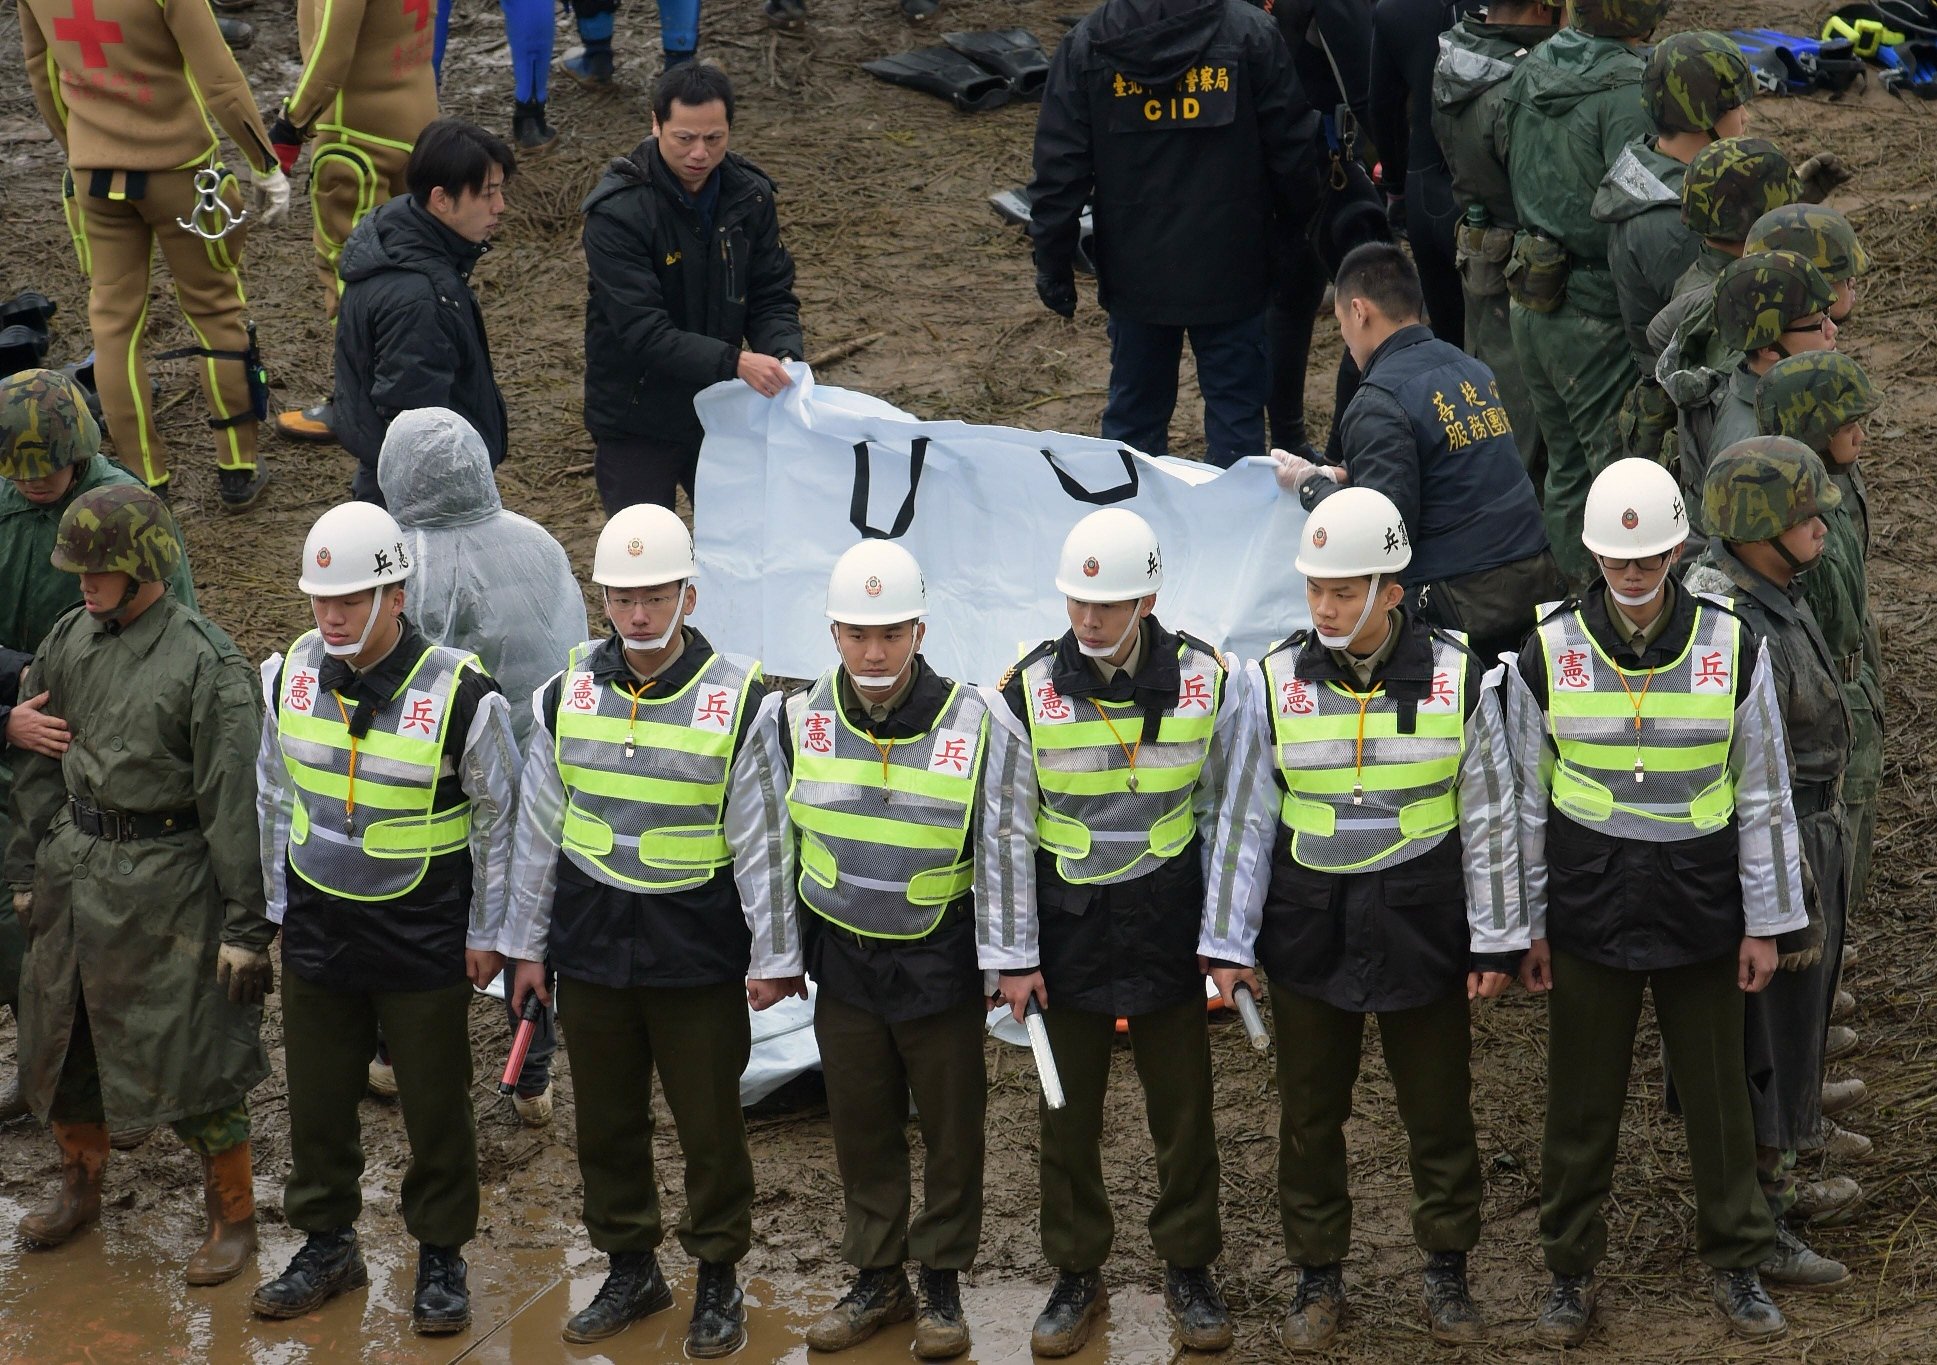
1271, 447, 1344, 495
250, 165, 290, 227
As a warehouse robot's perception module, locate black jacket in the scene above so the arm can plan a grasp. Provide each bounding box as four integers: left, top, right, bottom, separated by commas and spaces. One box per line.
1256, 612, 1488, 1013
998, 621, 1219, 1018
1267, 0, 1375, 133
1029, 0, 1323, 325
332, 196, 508, 483
539, 629, 754, 990
278, 619, 504, 994
581, 147, 804, 448
1514, 583, 1770, 972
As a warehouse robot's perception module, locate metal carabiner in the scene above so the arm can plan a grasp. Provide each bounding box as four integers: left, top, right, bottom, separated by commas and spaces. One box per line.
176, 167, 248, 241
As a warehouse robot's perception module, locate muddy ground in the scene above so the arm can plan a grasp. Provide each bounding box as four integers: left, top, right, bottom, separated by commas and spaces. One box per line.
3, 0, 1937, 1359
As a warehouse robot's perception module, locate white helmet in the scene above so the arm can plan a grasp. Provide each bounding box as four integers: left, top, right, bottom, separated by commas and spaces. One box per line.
1582, 458, 1688, 559
594, 504, 695, 588
1055, 508, 1164, 602
1294, 487, 1413, 578
826, 540, 926, 625
299, 502, 414, 596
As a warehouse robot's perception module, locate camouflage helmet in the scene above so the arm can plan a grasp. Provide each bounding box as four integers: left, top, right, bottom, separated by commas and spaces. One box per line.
1702, 436, 1841, 543
1570, 0, 1673, 39
1754, 352, 1880, 455
1713, 250, 1836, 353
1680, 137, 1802, 241
0, 367, 102, 482
1743, 203, 1871, 283
1645, 31, 1754, 134
50, 483, 182, 582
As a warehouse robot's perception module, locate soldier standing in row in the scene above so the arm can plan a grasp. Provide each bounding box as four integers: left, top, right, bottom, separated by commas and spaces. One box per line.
7, 484, 272, 1285
17, 0, 290, 509
988, 510, 1237, 1357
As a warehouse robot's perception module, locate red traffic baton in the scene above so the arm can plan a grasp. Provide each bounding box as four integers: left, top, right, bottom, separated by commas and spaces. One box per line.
498, 992, 545, 1096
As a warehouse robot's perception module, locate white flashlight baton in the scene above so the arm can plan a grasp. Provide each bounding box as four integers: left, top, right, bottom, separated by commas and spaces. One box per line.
1023, 997, 1067, 1110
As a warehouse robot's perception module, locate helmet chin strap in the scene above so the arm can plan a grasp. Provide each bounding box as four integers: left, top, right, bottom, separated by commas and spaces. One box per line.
1771, 535, 1814, 576
1315, 575, 1383, 650
1607, 577, 1666, 608
612, 581, 686, 653
850, 624, 923, 690
1077, 608, 1142, 660
90, 577, 142, 626
323, 595, 392, 659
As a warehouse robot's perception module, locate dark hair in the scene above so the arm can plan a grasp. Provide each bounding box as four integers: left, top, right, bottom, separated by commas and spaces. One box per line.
407, 119, 517, 206
652, 63, 735, 125
1334, 242, 1424, 323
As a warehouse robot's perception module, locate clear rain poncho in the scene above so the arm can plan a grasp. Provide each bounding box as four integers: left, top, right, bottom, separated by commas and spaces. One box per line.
378, 407, 588, 747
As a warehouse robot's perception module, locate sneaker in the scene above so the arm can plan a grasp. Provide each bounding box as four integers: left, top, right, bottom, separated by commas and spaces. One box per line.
1832, 988, 1855, 1021
1821, 1076, 1869, 1117
252, 1227, 368, 1318
1533, 1271, 1598, 1348
512, 1082, 553, 1128
1279, 1263, 1345, 1353
913, 1266, 969, 1360
1711, 1267, 1785, 1340
763, 0, 807, 27
562, 1250, 673, 1343
1163, 1264, 1232, 1352
1824, 1024, 1859, 1061
1817, 1119, 1874, 1163
804, 1267, 915, 1352
1031, 1271, 1106, 1358
366, 1056, 398, 1098
411, 1243, 470, 1335
1758, 1222, 1850, 1291
217, 463, 272, 512
686, 1260, 746, 1358
1421, 1249, 1485, 1345
275, 401, 336, 443
217, 15, 254, 48
1792, 1176, 1862, 1226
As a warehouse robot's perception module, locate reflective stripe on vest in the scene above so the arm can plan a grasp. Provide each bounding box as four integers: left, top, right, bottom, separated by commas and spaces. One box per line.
277, 632, 473, 902
1538, 604, 1740, 837
552, 643, 760, 892
784, 672, 988, 939
1261, 633, 1467, 874
1020, 642, 1221, 885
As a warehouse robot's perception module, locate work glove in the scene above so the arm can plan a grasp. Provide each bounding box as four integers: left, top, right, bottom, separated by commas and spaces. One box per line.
1796, 152, 1853, 204
10, 890, 29, 925
1777, 944, 1824, 972
1035, 266, 1077, 319
1384, 191, 1407, 237
268, 114, 304, 176
250, 165, 291, 227
216, 942, 274, 1005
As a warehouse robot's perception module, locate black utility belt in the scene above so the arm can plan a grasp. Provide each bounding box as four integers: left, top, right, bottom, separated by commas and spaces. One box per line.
1790, 782, 1838, 818
67, 797, 199, 841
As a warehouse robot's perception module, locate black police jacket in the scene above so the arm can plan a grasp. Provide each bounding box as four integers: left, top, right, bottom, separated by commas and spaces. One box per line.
1255, 612, 1487, 1014
538, 630, 756, 991
1029, 0, 1324, 326
580, 147, 804, 450
332, 196, 508, 480
278, 619, 503, 994
999, 621, 1220, 1018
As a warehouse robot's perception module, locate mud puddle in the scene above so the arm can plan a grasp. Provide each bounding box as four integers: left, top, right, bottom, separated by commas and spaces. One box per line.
0, 1188, 1185, 1363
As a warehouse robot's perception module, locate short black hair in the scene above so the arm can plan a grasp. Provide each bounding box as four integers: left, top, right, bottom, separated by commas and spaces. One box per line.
1334, 242, 1425, 323
653, 62, 735, 125
407, 119, 517, 206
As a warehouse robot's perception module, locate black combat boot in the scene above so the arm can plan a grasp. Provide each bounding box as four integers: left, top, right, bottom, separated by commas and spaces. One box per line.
1030, 1271, 1106, 1358
1279, 1263, 1345, 1353
686, 1259, 746, 1358
563, 1250, 673, 1343
1164, 1264, 1232, 1351
1712, 1267, 1786, 1340
914, 1265, 969, 1359
1421, 1250, 1485, 1344
805, 1266, 915, 1351
251, 1227, 367, 1319
412, 1243, 470, 1335
1533, 1271, 1598, 1347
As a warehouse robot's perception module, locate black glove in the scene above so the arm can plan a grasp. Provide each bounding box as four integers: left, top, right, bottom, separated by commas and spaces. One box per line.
1036, 266, 1077, 319
1385, 192, 1407, 237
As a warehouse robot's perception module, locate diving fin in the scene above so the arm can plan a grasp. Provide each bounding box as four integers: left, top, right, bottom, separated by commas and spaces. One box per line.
862, 47, 1013, 112
989, 187, 1034, 227
986, 186, 1098, 276
942, 29, 1051, 97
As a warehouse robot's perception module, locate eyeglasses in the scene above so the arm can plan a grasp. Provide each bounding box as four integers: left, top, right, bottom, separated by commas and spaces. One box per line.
1596, 553, 1668, 572
1783, 316, 1833, 337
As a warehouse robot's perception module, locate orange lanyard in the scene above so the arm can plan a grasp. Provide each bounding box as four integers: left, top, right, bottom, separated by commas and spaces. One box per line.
863, 728, 900, 802
331, 693, 359, 832
620, 680, 656, 758
1338, 683, 1384, 805
1611, 666, 1657, 783
1087, 700, 1144, 793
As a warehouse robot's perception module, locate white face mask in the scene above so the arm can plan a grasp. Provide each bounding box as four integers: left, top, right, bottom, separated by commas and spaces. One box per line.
1076, 607, 1142, 660
610, 581, 685, 653
847, 624, 922, 691
1315, 575, 1382, 650
1607, 579, 1665, 609
321, 593, 393, 659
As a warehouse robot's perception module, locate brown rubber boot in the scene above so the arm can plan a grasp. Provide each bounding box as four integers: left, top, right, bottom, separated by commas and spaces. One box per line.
186, 1140, 258, 1285
19, 1121, 109, 1247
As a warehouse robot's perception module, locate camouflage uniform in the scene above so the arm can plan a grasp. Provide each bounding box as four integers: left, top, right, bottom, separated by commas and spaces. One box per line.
1684, 439, 1851, 1206
1660, 251, 1834, 554
5, 485, 269, 1147
1431, 11, 1559, 485
1755, 354, 1883, 921
0, 372, 198, 1020
1497, 0, 1662, 586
